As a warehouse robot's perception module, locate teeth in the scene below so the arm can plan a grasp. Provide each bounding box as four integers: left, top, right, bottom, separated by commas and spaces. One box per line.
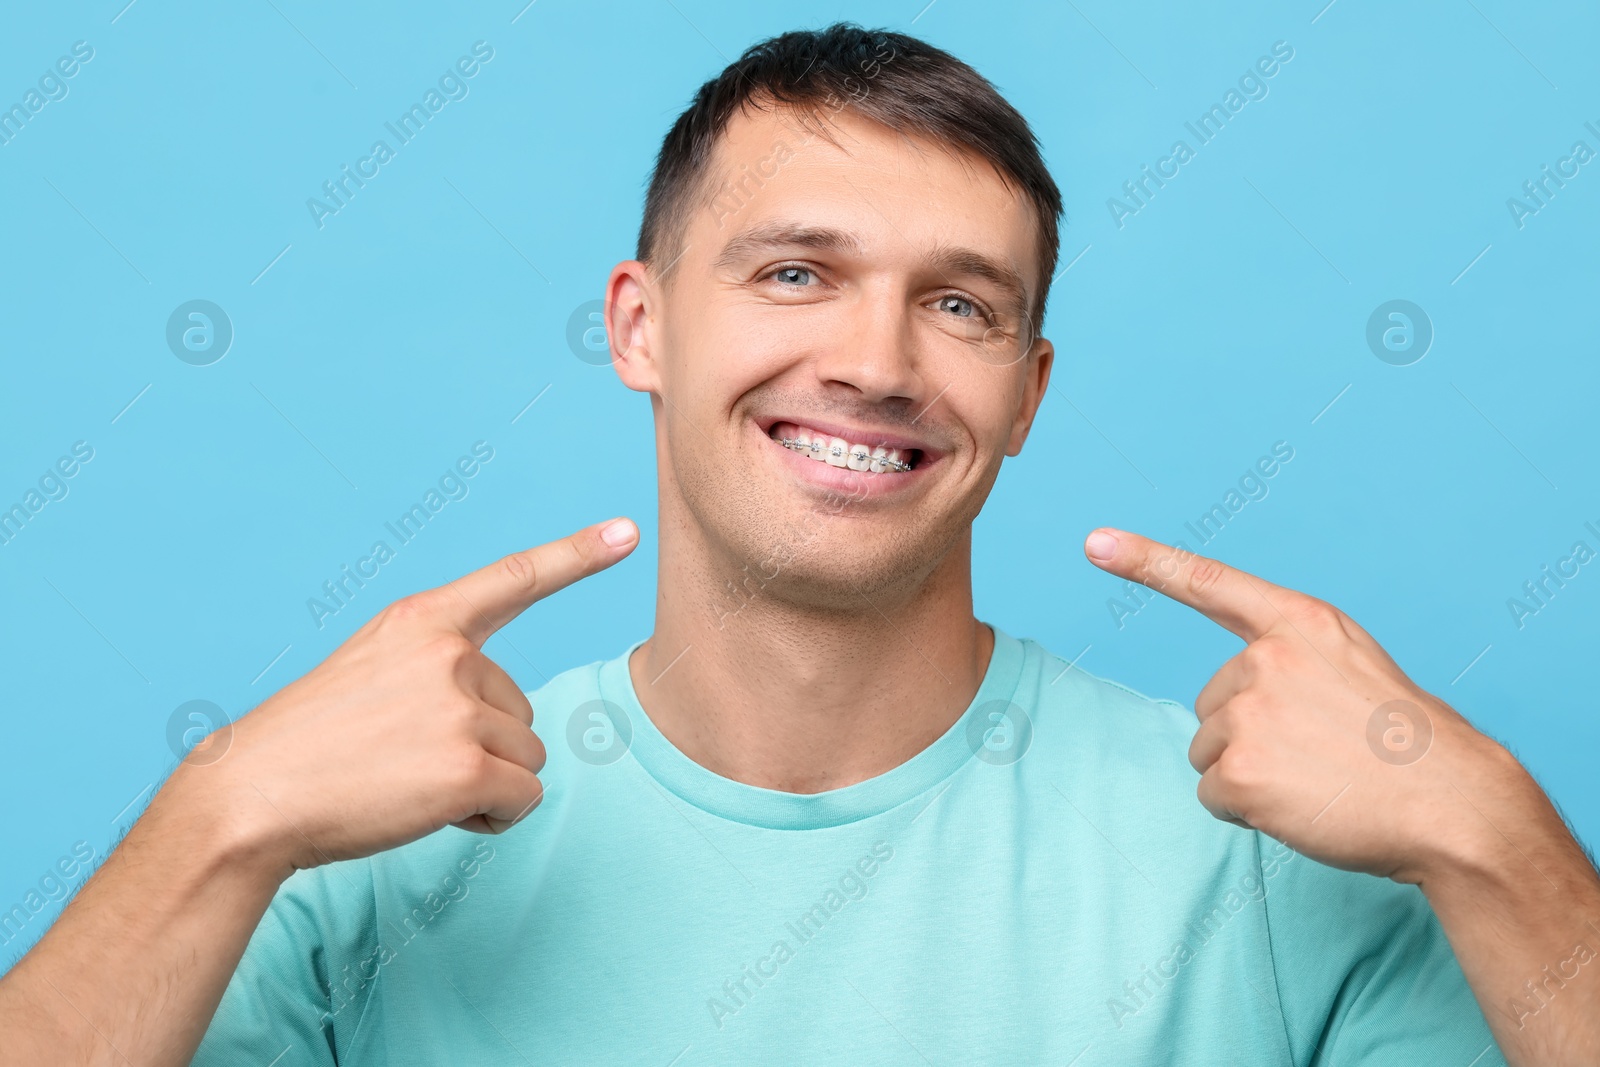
774, 425, 916, 473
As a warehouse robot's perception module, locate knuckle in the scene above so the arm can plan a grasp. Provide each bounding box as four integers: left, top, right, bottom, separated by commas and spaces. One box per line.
423, 630, 475, 665
1223, 691, 1267, 727
384, 593, 433, 626
1185, 556, 1229, 599
1197, 776, 1240, 824
1215, 747, 1260, 790
1145, 547, 1188, 588
1291, 597, 1340, 630
1209, 700, 1240, 734
511, 778, 546, 823
560, 535, 593, 577
499, 551, 541, 597
443, 693, 484, 733
1246, 638, 1289, 672
445, 744, 493, 791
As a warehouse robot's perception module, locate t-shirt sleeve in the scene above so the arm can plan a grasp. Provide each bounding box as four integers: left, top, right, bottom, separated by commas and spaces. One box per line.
1257, 834, 1507, 1066
190, 859, 376, 1067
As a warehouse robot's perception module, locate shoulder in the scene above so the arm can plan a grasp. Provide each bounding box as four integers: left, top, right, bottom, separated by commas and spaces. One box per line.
991, 631, 1248, 866
1010, 633, 1202, 781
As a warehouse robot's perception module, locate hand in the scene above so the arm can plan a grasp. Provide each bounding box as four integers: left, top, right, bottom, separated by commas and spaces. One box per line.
1083, 527, 1522, 885
166, 517, 639, 874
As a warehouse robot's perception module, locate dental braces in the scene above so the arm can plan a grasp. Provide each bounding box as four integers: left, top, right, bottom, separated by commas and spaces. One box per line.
778, 436, 914, 472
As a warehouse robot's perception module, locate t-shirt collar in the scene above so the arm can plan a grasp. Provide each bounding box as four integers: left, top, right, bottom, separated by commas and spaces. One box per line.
595, 625, 1026, 829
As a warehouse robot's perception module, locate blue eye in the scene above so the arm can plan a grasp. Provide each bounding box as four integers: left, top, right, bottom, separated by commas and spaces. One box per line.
773, 266, 812, 286
938, 295, 976, 318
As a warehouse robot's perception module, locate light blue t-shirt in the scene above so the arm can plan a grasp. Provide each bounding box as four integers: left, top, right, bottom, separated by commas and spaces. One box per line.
194, 628, 1505, 1065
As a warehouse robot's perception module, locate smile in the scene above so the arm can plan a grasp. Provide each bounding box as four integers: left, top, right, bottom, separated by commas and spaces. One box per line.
767, 421, 920, 474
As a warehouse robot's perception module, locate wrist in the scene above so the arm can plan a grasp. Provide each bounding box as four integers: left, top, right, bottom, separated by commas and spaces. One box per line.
1414, 741, 1580, 909
151, 760, 300, 888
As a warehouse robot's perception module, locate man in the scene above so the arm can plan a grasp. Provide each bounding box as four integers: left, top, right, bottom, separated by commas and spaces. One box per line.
2, 22, 1596, 1066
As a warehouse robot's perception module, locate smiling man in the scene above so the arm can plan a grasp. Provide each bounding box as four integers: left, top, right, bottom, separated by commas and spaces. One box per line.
3, 23, 1599, 1067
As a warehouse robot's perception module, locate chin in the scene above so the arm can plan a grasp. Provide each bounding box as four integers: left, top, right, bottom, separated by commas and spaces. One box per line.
740, 503, 958, 612
666, 433, 982, 611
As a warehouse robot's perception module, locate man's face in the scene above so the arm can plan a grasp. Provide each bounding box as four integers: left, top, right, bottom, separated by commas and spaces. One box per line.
610, 103, 1053, 609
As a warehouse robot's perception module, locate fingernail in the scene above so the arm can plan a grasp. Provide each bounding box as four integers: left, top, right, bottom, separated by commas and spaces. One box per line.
601, 518, 637, 547
1085, 529, 1118, 561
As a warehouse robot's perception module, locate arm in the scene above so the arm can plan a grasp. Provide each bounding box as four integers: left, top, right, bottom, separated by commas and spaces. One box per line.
0, 770, 289, 1066
1082, 526, 1600, 1065
1416, 754, 1600, 1062
0, 518, 638, 1067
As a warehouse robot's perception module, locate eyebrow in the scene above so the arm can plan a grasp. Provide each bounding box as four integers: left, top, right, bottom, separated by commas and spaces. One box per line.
713, 220, 1033, 324
924, 241, 1032, 326
712, 221, 863, 271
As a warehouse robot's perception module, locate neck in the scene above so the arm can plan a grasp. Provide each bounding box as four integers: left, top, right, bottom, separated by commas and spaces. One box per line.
630, 515, 993, 794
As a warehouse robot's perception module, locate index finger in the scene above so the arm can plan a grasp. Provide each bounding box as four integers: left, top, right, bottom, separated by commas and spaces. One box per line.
1083, 527, 1290, 642
431, 517, 639, 646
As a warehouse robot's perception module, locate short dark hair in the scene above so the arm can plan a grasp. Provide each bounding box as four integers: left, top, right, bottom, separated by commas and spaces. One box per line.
636, 22, 1064, 338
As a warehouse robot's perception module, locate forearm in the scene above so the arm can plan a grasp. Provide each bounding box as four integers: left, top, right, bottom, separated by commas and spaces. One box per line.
1420, 754, 1600, 1067
0, 768, 290, 1067
0, 525, 626, 1063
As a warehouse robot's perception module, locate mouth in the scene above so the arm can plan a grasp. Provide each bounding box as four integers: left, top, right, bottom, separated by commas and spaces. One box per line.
759, 418, 933, 476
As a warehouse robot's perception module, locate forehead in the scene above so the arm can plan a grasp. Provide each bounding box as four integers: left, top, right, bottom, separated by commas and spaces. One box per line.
689, 102, 1039, 293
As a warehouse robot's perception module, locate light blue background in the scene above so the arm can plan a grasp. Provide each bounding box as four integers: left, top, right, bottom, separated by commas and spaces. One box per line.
2, 0, 1596, 970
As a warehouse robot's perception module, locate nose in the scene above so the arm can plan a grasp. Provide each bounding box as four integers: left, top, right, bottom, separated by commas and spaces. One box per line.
811, 287, 924, 404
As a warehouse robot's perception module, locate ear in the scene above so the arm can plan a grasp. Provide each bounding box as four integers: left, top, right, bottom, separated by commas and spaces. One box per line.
1006, 334, 1053, 456
606, 260, 660, 394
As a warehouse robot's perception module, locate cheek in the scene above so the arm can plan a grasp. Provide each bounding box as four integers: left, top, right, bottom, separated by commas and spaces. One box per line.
954, 369, 1028, 448
667, 291, 783, 378
673, 313, 813, 404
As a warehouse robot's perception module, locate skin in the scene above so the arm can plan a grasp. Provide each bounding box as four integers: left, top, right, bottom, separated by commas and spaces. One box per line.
0, 95, 1592, 1066
606, 102, 1051, 793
